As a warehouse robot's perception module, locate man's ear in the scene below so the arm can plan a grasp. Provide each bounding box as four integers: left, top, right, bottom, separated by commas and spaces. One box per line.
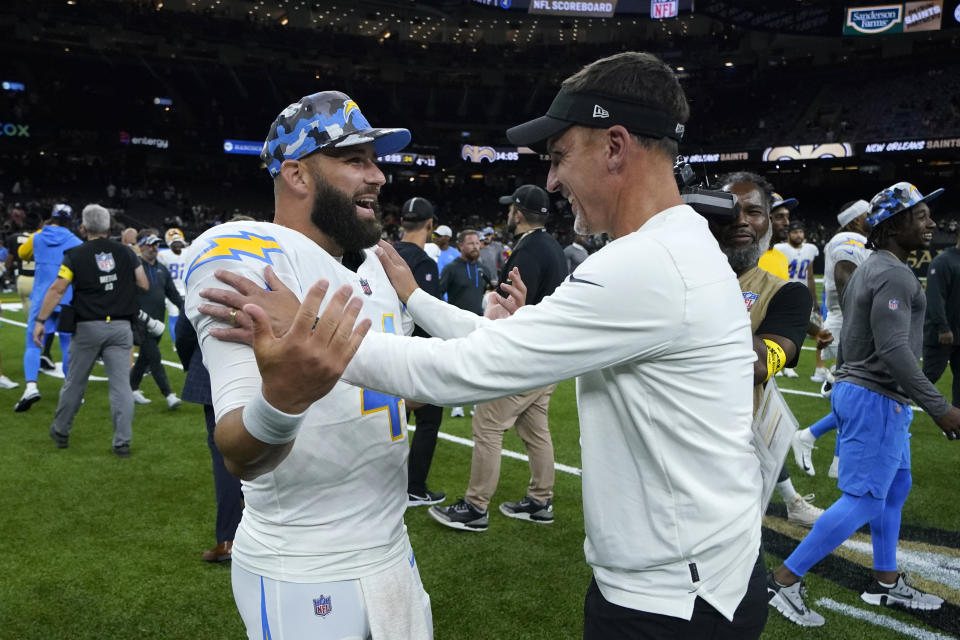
605, 125, 631, 173
279, 159, 310, 197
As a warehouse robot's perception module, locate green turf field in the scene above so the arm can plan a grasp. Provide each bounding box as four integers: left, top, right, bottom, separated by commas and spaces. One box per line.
1, 297, 957, 639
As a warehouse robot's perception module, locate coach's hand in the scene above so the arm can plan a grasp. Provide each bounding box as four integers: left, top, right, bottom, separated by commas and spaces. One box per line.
374, 240, 418, 304
245, 280, 371, 414
934, 406, 960, 441
485, 267, 526, 320
199, 266, 300, 344
815, 329, 833, 350
938, 330, 954, 346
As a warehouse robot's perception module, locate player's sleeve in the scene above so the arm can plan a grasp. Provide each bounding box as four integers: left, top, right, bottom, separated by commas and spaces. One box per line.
343, 240, 685, 405
184, 237, 300, 422
413, 259, 441, 300
756, 282, 810, 368
405, 287, 491, 339
58, 249, 76, 283
871, 271, 951, 418
17, 233, 35, 260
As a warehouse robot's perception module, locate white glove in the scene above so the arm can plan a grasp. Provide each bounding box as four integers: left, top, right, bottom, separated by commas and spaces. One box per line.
139, 310, 165, 338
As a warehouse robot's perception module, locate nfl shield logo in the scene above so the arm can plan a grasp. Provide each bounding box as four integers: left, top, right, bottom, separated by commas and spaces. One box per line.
313, 595, 332, 617
359, 278, 373, 296
888, 299, 899, 310
95, 252, 116, 273
742, 291, 759, 310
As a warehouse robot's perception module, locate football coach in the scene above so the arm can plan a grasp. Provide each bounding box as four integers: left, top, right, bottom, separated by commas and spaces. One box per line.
36, 204, 151, 457
200, 51, 766, 639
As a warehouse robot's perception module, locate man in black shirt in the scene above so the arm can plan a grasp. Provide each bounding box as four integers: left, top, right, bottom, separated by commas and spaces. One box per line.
439, 230, 491, 315
430, 184, 568, 532
394, 197, 447, 507
923, 224, 960, 407
131, 231, 185, 409
34, 204, 149, 457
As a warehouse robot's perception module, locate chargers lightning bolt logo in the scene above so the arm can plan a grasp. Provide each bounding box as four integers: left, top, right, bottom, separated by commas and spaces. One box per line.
185, 231, 283, 285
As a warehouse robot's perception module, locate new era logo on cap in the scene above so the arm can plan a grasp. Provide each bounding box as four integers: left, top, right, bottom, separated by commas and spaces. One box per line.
592, 105, 609, 119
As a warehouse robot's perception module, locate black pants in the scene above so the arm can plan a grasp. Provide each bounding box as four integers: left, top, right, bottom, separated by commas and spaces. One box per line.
130, 333, 172, 397
204, 405, 243, 543
583, 554, 768, 640
923, 343, 960, 408
407, 403, 443, 494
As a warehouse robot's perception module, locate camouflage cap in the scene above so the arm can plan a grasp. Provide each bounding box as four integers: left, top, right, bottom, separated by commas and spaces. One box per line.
260, 91, 411, 177
867, 181, 944, 228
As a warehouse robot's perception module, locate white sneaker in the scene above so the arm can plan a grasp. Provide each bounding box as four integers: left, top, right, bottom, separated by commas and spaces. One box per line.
820, 379, 833, 399
782, 368, 799, 378
0, 375, 18, 390
450, 407, 465, 418
791, 430, 816, 476
810, 367, 829, 382
166, 393, 182, 409
861, 574, 943, 610
469, 405, 476, 416
768, 575, 826, 627
132, 390, 151, 405
828, 456, 840, 479
786, 494, 824, 527
775, 370, 784, 377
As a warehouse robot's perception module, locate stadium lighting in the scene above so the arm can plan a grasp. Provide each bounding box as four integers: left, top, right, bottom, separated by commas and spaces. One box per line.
676, 66, 685, 71
724, 61, 734, 67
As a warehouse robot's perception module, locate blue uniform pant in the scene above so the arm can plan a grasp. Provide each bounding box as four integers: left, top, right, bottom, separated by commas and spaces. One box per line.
23, 309, 70, 381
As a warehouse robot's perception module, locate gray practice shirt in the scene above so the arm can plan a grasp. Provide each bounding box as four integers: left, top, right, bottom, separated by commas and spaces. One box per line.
837, 250, 951, 418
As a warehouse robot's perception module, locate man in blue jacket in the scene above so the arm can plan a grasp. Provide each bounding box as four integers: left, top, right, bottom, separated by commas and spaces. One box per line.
16, 204, 82, 412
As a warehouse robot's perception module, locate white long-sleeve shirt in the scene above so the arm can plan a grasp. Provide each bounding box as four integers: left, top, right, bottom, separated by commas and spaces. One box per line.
344, 205, 762, 621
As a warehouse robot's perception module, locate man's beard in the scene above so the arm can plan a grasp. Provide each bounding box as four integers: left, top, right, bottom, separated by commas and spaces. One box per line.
721, 223, 772, 273
309, 172, 383, 253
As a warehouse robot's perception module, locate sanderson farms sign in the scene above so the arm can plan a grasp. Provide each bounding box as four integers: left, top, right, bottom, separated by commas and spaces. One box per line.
843, 2, 943, 34
844, 4, 904, 34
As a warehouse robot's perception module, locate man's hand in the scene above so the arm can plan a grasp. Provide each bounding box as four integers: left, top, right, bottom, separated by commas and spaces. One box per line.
32, 320, 45, 347
374, 240, 418, 304
934, 406, 960, 441
484, 267, 526, 320
246, 280, 371, 414
199, 266, 300, 344
814, 329, 833, 350
939, 330, 954, 346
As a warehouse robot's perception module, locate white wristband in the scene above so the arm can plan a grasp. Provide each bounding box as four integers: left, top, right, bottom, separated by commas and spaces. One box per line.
242, 389, 308, 444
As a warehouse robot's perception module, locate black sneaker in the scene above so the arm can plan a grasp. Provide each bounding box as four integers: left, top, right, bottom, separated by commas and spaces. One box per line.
49, 425, 68, 449
499, 496, 554, 523
861, 574, 943, 610
39, 355, 55, 371
14, 389, 41, 412
408, 489, 446, 507
428, 498, 488, 532
113, 444, 131, 458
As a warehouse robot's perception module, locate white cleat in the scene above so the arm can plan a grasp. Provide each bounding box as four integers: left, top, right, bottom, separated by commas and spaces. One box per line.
450, 406, 465, 418
166, 393, 182, 410
132, 390, 151, 405
0, 375, 19, 390
767, 576, 826, 627
786, 494, 824, 528
861, 574, 944, 611
810, 367, 829, 382
782, 368, 799, 378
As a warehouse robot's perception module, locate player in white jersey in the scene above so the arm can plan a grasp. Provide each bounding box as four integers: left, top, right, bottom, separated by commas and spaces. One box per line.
774, 219, 819, 378
791, 200, 871, 477
156, 227, 188, 341
184, 91, 432, 640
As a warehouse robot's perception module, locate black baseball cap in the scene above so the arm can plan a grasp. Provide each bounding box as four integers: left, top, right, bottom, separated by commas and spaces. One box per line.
498, 185, 550, 215
401, 197, 436, 221
788, 220, 805, 231
506, 89, 686, 151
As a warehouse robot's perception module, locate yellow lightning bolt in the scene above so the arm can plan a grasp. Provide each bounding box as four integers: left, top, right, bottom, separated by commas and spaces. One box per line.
185, 231, 283, 285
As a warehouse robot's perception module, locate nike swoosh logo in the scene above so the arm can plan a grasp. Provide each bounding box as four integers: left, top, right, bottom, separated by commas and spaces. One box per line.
569, 274, 603, 287
843, 249, 855, 255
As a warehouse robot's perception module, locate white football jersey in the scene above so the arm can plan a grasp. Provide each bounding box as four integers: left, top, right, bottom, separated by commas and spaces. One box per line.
823, 231, 869, 320
183, 221, 414, 582
157, 247, 189, 316
774, 242, 819, 284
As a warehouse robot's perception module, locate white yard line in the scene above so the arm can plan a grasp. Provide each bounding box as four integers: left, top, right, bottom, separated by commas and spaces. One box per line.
814, 598, 956, 640
841, 539, 960, 592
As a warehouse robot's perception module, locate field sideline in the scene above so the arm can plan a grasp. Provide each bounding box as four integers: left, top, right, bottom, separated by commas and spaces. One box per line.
1, 298, 957, 639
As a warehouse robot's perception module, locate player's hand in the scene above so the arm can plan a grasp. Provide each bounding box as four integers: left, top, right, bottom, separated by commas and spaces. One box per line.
245, 280, 372, 414
32, 320, 45, 347
934, 406, 960, 441
374, 240, 418, 304
484, 267, 526, 320
199, 266, 300, 344
815, 329, 833, 350
938, 330, 954, 346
